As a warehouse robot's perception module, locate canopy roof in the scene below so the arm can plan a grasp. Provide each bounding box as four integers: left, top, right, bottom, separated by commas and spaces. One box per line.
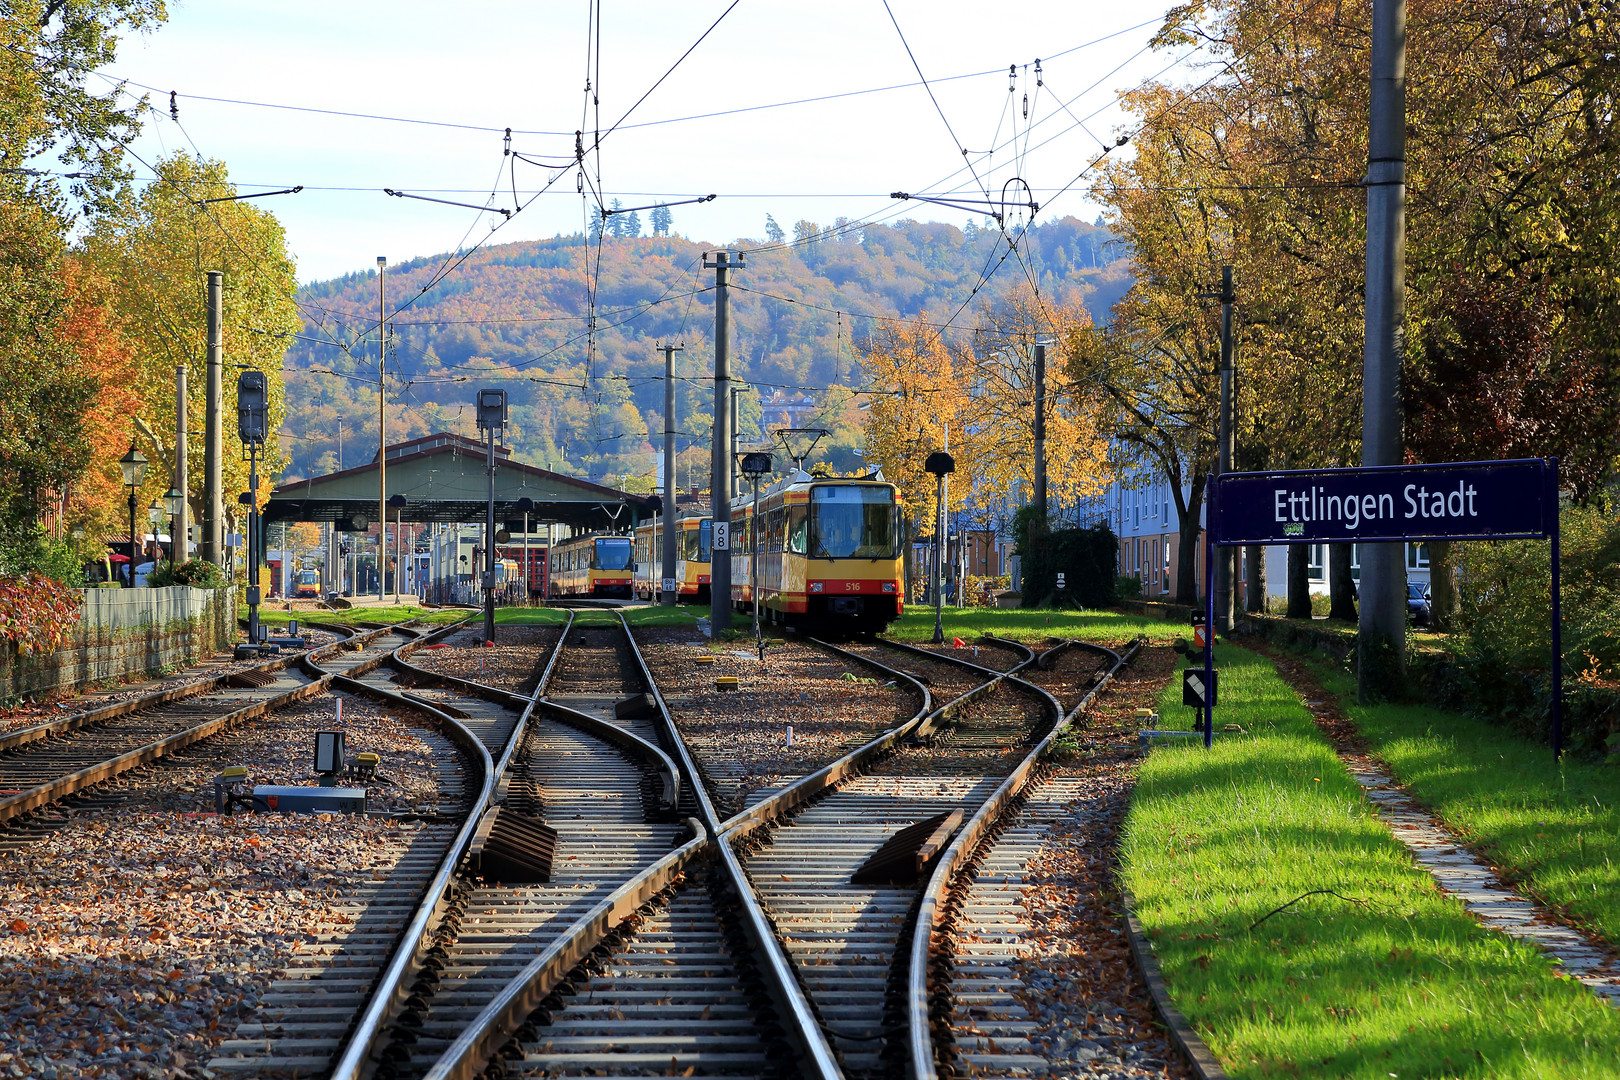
266, 432, 654, 531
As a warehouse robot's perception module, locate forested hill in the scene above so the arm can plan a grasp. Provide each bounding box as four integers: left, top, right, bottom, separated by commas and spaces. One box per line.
281, 215, 1130, 488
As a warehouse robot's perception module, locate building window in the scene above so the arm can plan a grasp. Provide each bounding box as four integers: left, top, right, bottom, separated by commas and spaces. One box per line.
1408, 542, 1429, 570
1307, 544, 1325, 581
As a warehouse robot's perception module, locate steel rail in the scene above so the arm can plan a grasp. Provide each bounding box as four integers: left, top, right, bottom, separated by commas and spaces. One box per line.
616, 611, 849, 1080
905, 638, 1143, 1080
325, 615, 540, 1080
418, 824, 710, 1080
0, 625, 399, 824
411, 612, 730, 1080
346, 610, 694, 1080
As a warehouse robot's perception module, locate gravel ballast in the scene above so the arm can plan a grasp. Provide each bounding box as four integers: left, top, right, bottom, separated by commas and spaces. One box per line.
0, 690, 463, 1078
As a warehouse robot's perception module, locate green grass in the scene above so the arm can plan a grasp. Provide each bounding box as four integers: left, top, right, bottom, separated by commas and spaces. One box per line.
887, 605, 1188, 646
1303, 657, 1620, 954
244, 605, 469, 628
1121, 642, 1620, 1078
492, 607, 570, 626
616, 604, 702, 629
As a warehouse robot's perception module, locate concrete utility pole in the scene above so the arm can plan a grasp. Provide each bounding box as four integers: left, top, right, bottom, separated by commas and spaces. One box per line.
203, 271, 223, 566
659, 343, 683, 606
377, 256, 388, 601
1359, 0, 1408, 699
1028, 341, 1048, 585
1215, 265, 1236, 632
704, 251, 743, 636
174, 366, 188, 564
730, 385, 741, 495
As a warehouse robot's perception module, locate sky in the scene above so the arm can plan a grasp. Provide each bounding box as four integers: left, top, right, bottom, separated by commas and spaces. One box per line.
94, 0, 1203, 285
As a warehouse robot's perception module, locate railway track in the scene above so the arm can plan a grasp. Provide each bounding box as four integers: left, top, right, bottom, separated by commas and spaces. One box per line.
0, 623, 399, 839
906, 636, 1144, 1080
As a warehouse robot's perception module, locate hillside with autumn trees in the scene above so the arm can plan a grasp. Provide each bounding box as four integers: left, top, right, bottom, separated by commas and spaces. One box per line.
281, 216, 1129, 490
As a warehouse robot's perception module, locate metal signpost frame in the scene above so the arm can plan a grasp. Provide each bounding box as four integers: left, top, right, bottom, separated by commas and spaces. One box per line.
237, 371, 269, 649
1204, 458, 1563, 755
924, 450, 956, 646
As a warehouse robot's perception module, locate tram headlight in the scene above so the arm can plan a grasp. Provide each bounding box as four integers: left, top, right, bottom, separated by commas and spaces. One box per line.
882, 581, 896, 593
809, 581, 824, 593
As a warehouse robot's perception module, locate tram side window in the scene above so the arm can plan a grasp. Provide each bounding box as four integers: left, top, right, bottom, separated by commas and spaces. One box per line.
767, 508, 784, 552
787, 506, 808, 554
680, 527, 697, 562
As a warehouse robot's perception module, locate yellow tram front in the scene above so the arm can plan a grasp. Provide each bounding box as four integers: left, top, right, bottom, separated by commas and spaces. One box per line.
731, 476, 903, 631
632, 516, 711, 601
554, 532, 635, 599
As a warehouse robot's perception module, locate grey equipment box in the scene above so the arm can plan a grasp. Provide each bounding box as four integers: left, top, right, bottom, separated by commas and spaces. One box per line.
251, 785, 368, 814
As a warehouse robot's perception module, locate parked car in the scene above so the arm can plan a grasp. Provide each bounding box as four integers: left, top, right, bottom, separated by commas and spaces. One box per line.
1407, 581, 1432, 625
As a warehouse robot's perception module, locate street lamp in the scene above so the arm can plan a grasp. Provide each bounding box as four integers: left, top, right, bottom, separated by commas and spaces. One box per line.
476, 387, 508, 643
118, 443, 148, 586
147, 502, 163, 569
164, 487, 185, 570
740, 452, 773, 640
925, 449, 956, 645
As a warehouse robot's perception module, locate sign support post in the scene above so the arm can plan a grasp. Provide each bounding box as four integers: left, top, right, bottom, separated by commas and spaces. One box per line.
1548, 457, 1562, 758
1203, 480, 1217, 748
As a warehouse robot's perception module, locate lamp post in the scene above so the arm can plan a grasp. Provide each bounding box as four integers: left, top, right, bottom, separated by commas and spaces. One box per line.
740, 452, 773, 640
118, 443, 148, 587
924, 449, 955, 645
147, 503, 163, 572
164, 487, 185, 570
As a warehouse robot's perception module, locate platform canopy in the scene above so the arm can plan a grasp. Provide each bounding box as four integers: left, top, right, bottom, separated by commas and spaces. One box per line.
266, 431, 654, 531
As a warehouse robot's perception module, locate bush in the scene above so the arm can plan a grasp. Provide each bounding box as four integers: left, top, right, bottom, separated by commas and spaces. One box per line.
1115, 574, 1143, 600
0, 572, 83, 654
147, 559, 227, 590
1016, 508, 1118, 608
962, 573, 1009, 607
1444, 503, 1620, 753
0, 524, 83, 587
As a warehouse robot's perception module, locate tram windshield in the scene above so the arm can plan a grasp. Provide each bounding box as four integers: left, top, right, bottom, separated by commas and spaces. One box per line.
809, 485, 898, 559
593, 537, 634, 571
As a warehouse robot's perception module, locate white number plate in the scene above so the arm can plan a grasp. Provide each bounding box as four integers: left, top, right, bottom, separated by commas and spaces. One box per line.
712, 522, 730, 550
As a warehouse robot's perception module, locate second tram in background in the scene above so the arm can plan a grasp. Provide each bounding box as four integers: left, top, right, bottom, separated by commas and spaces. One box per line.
633, 515, 712, 602
550, 531, 635, 599
729, 470, 903, 633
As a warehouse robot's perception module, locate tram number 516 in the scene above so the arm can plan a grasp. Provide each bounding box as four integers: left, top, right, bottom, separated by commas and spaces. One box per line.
712, 521, 730, 551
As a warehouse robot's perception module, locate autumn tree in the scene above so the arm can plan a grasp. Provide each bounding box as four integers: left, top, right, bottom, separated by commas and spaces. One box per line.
83, 153, 302, 541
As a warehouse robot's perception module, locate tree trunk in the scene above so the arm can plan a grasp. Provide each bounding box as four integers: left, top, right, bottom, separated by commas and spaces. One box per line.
1328, 543, 1358, 622
1245, 544, 1266, 612
1287, 544, 1312, 617
1174, 476, 1206, 607
1428, 539, 1458, 632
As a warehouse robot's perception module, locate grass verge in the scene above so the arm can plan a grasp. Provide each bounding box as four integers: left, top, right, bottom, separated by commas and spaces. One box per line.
1303, 654, 1620, 955
244, 605, 469, 628
617, 604, 701, 629
492, 607, 569, 626
1120, 641, 1620, 1078
887, 606, 1186, 646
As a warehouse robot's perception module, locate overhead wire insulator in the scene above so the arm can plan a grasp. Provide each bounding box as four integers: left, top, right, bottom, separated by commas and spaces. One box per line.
169, 90, 178, 121
1022, 92, 1029, 120
1035, 58, 1043, 87
1008, 64, 1016, 93
503, 127, 511, 156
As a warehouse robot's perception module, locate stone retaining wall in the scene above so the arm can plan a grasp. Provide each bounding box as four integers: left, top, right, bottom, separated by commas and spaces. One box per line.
1, 586, 237, 702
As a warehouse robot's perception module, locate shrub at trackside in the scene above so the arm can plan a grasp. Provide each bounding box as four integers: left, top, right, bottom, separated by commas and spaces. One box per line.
1429, 504, 1620, 755
1119, 643, 1620, 1078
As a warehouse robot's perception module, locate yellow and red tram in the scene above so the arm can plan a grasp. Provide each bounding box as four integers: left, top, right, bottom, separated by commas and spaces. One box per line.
729, 473, 903, 632
550, 531, 635, 599
633, 515, 711, 602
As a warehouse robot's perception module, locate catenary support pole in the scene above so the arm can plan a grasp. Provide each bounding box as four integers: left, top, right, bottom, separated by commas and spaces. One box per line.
175, 366, 188, 565
484, 424, 497, 643
377, 256, 387, 602
1358, 0, 1408, 701
705, 251, 742, 636
1215, 265, 1236, 634
203, 271, 223, 566
660, 343, 682, 606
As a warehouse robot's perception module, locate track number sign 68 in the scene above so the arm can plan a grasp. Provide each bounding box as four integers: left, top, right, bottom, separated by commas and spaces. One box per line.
712, 521, 730, 551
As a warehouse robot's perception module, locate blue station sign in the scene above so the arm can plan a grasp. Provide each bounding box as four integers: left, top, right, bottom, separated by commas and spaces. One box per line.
1209, 459, 1554, 545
